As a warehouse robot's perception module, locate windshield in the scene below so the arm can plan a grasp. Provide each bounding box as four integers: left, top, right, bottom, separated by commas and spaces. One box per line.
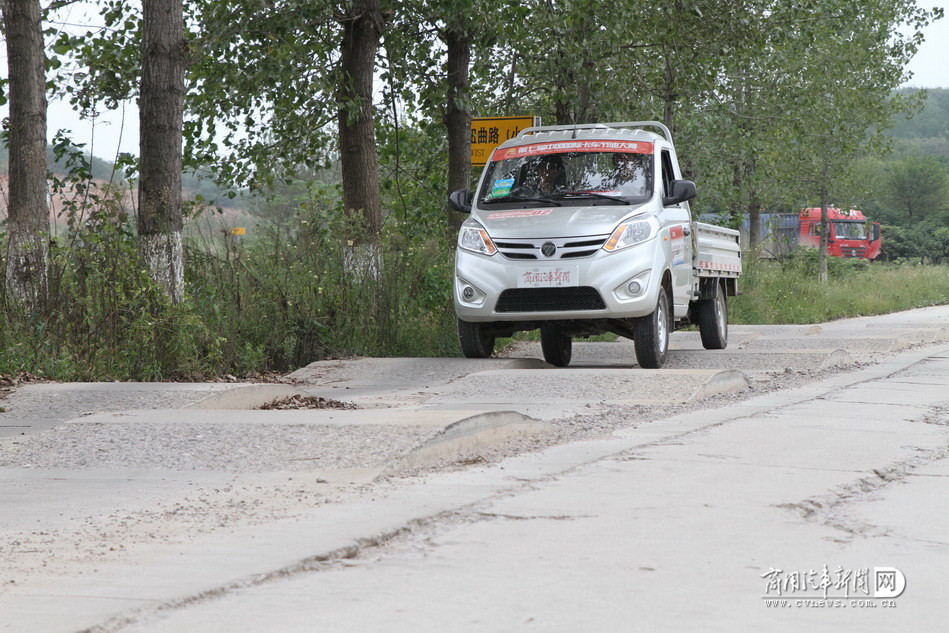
833, 221, 867, 240
477, 139, 654, 208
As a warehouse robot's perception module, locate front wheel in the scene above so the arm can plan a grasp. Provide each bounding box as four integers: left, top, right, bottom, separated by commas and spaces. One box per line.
540, 325, 572, 367
633, 286, 671, 369
458, 319, 495, 358
697, 281, 728, 350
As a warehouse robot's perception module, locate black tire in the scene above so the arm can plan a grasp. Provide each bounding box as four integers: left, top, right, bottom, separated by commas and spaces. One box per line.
633, 286, 671, 369
540, 325, 572, 367
458, 319, 495, 358
697, 281, 728, 350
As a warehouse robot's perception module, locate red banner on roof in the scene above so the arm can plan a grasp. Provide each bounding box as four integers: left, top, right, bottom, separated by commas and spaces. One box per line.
492, 140, 654, 162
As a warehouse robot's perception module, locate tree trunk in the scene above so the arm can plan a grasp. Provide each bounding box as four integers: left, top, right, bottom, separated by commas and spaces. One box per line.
818, 187, 829, 284
748, 195, 761, 247
553, 46, 573, 125
338, 0, 383, 238
662, 52, 675, 135
139, 0, 186, 303
730, 163, 744, 237
503, 52, 518, 113
554, 99, 572, 125
444, 23, 471, 230
2, 0, 49, 311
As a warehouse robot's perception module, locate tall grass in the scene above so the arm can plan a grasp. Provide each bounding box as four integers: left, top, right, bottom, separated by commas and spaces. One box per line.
1, 197, 459, 380
185, 207, 458, 372
731, 249, 949, 324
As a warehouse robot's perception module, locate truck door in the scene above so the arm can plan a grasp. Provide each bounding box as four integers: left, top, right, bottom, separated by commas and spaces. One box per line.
659, 145, 692, 315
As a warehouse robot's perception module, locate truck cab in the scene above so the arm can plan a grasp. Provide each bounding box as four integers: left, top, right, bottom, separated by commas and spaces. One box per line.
799, 208, 882, 260
448, 121, 741, 368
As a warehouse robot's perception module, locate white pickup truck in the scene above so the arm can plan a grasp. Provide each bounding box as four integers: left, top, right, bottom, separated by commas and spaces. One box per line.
448, 121, 741, 368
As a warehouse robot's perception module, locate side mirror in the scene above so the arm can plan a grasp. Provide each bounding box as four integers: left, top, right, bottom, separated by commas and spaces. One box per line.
449, 189, 473, 214
663, 180, 697, 207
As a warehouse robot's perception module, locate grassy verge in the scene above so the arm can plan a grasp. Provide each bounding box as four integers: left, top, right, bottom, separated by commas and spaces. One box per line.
731, 252, 949, 324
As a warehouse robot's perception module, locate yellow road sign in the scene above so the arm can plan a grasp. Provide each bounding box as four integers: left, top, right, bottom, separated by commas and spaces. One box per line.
231, 227, 247, 236
471, 116, 541, 167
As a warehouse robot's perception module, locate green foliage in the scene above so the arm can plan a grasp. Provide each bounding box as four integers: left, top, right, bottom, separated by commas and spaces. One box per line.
889, 88, 949, 141
1, 178, 459, 380
0, 207, 221, 380
186, 203, 459, 372
730, 255, 949, 324
879, 223, 949, 263
880, 156, 949, 223
7, 0, 946, 380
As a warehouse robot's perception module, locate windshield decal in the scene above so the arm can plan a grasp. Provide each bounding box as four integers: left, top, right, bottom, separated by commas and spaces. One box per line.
493, 140, 653, 162
488, 177, 515, 198
486, 209, 553, 220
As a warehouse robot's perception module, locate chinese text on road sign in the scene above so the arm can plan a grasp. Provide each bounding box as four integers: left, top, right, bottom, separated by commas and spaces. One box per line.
471, 116, 541, 167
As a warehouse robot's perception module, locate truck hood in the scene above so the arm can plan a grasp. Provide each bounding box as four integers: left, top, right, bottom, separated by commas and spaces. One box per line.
472, 203, 648, 239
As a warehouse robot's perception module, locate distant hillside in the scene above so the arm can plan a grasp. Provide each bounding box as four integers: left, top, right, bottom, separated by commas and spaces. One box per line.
890, 88, 949, 140
0, 142, 240, 207
888, 88, 949, 162
0, 144, 122, 181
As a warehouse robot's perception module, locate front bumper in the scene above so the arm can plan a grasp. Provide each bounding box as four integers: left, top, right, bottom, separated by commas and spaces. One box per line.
454, 239, 666, 322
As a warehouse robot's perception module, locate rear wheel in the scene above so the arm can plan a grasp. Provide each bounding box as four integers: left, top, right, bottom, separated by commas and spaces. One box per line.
540, 325, 572, 367
458, 319, 495, 358
633, 286, 671, 369
697, 281, 728, 350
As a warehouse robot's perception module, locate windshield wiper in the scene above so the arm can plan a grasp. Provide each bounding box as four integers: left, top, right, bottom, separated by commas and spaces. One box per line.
552, 191, 629, 204
484, 195, 562, 206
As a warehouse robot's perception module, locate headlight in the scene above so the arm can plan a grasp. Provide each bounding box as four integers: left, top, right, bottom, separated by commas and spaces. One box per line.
603, 217, 658, 252
458, 222, 497, 256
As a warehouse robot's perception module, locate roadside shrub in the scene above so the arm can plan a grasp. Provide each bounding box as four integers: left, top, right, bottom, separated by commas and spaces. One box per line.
186, 202, 458, 372
1, 208, 221, 380
780, 246, 870, 278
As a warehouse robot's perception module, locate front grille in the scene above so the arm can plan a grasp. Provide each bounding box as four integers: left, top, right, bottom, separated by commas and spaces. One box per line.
842, 247, 867, 258
494, 236, 608, 260
494, 242, 534, 249
563, 238, 605, 248
560, 249, 598, 259
495, 287, 606, 313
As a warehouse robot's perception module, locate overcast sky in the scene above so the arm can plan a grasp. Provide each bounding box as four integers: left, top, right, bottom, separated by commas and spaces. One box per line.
3, 2, 947, 163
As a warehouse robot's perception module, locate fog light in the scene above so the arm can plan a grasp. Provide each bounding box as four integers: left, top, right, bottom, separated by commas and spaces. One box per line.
462, 286, 476, 301
626, 280, 642, 295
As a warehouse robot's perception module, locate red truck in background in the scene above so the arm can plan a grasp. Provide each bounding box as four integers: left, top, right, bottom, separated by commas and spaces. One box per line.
797, 208, 882, 260
736, 208, 883, 260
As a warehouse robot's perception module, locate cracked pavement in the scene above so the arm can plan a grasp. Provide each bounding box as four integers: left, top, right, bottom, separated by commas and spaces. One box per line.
1, 306, 948, 632
117, 349, 949, 633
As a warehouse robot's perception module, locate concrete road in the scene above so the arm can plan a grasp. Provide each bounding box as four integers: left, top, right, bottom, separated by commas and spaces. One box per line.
123, 347, 949, 632
0, 305, 947, 632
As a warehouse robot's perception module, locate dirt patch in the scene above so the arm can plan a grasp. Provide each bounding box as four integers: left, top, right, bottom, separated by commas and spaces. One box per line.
258, 395, 357, 410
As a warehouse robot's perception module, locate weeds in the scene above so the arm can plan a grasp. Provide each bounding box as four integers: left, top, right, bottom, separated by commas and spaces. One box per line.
1, 190, 459, 380
731, 249, 949, 324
